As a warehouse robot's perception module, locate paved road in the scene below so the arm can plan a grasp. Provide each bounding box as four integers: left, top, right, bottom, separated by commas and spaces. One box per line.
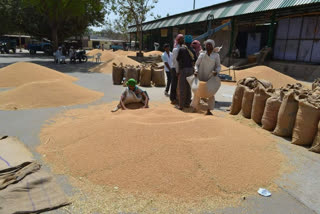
0, 53, 319, 214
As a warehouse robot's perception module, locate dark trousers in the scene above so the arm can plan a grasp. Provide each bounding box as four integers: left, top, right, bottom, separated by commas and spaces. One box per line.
165, 71, 172, 92
178, 67, 193, 108
170, 68, 178, 102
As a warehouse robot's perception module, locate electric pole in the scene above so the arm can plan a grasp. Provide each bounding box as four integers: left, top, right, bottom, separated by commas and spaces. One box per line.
193, 0, 195, 9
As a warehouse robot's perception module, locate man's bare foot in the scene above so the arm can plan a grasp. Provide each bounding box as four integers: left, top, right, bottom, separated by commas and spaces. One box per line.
205, 110, 213, 115
111, 106, 120, 112
175, 105, 183, 111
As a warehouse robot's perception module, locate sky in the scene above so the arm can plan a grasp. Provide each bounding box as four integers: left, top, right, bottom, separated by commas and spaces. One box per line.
92, 0, 229, 31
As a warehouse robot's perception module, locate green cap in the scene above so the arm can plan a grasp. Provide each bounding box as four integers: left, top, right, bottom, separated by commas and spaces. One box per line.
126, 78, 137, 87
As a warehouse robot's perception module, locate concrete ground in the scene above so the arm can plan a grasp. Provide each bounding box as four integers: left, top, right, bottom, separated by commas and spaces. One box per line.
0, 52, 319, 214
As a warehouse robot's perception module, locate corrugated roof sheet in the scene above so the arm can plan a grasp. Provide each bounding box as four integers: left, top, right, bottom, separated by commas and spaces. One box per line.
128, 0, 320, 32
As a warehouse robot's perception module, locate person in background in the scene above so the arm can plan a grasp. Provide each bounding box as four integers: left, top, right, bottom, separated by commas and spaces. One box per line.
111, 78, 149, 112
193, 39, 221, 115
102, 43, 104, 51
191, 40, 202, 57
55, 47, 66, 64
69, 46, 76, 63
170, 34, 184, 104
161, 43, 173, 96
176, 35, 197, 110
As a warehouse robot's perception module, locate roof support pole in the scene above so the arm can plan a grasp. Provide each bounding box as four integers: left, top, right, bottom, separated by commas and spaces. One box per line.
267, 11, 276, 48
228, 17, 235, 56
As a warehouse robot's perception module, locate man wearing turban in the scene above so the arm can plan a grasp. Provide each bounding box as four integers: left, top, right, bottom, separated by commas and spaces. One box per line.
193, 39, 221, 115
176, 35, 197, 110
170, 34, 184, 104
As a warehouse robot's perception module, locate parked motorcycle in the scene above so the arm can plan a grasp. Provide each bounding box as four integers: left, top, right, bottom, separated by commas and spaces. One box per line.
75, 50, 87, 63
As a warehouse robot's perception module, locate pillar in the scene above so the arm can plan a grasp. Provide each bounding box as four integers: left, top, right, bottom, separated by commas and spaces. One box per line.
267, 11, 276, 48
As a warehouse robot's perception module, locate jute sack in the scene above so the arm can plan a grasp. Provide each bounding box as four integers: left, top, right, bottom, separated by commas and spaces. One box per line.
312, 78, 320, 90
261, 95, 282, 131
292, 100, 320, 146
273, 91, 299, 137
230, 84, 246, 115
310, 121, 320, 153
251, 86, 272, 124
187, 75, 221, 99
140, 66, 152, 87
152, 68, 166, 87
125, 65, 139, 82
112, 63, 124, 85
241, 86, 255, 118
136, 65, 141, 84
258, 79, 273, 89
243, 77, 258, 89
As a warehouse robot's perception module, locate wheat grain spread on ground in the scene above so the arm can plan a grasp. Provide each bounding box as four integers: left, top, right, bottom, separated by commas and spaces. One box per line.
89, 55, 141, 73
86, 49, 117, 62
144, 50, 163, 57
0, 62, 77, 87
0, 80, 103, 110
38, 103, 284, 207
221, 66, 299, 88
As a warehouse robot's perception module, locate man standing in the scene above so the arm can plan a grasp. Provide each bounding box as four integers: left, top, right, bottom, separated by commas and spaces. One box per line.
162, 43, 173, 96
176, 35, 197, 110
193, 39, 221, 115
170, 34, 184, 104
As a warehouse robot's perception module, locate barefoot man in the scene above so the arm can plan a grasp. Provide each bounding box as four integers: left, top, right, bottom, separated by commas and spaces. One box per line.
192, 39, 221, 115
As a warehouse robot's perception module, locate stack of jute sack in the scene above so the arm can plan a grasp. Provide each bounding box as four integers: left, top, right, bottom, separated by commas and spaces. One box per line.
112, 63, 165, 87
230, 78, 320, 154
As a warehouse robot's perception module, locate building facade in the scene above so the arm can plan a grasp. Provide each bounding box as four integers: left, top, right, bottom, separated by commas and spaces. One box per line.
128, 0, 320, 65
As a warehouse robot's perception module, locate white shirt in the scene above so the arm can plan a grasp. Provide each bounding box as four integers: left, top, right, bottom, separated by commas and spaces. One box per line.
194, 51, 221, 82
172, 44, 180, 73
161, 51, 173, 72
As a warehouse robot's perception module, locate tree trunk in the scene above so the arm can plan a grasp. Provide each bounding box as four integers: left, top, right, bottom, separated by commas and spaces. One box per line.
139, 26, 142, 53
51, 25, 59, 51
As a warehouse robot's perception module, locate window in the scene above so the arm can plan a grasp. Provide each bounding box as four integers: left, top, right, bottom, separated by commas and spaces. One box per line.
274, 16, 320, 63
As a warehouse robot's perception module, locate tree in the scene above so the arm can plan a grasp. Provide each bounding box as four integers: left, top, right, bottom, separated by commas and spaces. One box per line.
0, 0, 23, 35
20, 0, 106, 50
110, 0, 158, 55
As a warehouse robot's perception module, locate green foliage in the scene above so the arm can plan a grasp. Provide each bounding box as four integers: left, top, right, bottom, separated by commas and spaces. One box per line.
0, 0, 106, 49
0, 0, 23, 35
110, 0, 158, 52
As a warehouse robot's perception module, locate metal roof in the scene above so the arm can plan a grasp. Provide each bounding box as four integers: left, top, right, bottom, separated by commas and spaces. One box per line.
128, 0, 320, 32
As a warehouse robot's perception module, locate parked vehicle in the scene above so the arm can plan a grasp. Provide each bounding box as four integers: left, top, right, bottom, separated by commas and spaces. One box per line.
27, 41, 53, 55
0, 38, 16, 54
75, 50, 87, 62
111, 45, 124, 51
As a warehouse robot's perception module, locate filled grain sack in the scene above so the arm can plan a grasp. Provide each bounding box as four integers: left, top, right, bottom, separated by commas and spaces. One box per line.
152, 68, 166, 87
310, 121, 320, 153
125, 65, 139, 83
135, 65, 141, 84
243, 77, 258, 89
229, 84, 246, 115
112, 63, 124, 85
241, 86, 255, 118
273, 91, 299, 137
251, 86, 272, 124
261, 95, 282, 131
312, 78, 320, 90
258, 79, 273, 89
285, 83, 303, 90
292, 100, 320, 146
140, 66, 152, 87
187, 75, 221, 98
